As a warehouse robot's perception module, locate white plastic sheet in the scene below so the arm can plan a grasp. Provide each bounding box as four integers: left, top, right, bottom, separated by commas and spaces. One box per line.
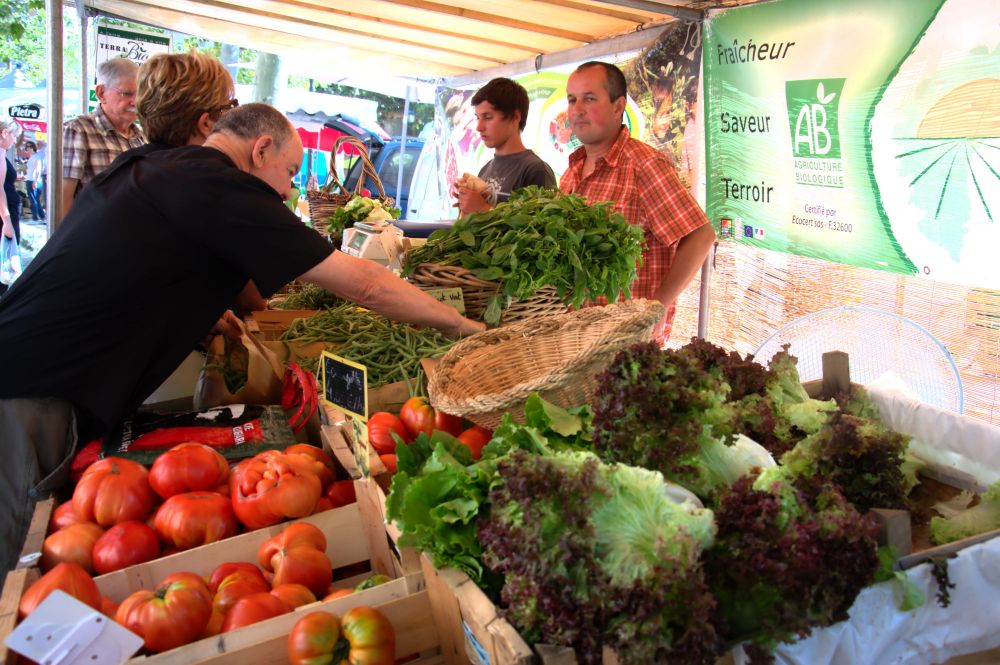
731, 374, 1000, 665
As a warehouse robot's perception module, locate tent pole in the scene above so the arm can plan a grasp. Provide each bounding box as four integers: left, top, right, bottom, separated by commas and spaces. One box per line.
396, 85, 411, 214
46, 0, 64, 235
696, 243, 716, 340
78, 0, 89, 118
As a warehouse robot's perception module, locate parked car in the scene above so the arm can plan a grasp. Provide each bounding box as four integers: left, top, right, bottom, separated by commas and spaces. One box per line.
305, 113, 423, 218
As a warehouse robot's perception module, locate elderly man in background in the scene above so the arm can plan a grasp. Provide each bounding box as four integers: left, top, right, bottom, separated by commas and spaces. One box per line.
61, 58, 146, 218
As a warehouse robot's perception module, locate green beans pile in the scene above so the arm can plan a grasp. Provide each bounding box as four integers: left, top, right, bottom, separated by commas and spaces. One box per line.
274, 283, 347, 310
281, 303, 455, 388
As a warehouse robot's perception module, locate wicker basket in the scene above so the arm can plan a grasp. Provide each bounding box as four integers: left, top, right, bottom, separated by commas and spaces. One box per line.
407, 262, 567, 326
427, 299, 665, 429
306, 136, 394, 235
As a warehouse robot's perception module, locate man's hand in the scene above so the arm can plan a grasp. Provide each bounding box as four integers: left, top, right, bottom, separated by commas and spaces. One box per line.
1, 218, 13, 239
453, 185, 491, 216
444, 316, 487, 339
210, 310, 242, 340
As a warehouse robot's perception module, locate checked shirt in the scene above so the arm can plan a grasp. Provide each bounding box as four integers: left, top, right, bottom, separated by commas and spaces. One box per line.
63, 106, 146, 188
560, 125, 708, 340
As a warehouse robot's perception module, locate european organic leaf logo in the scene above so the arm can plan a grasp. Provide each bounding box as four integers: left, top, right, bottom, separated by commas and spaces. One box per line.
786, 78, 846, 159
817, 82, 836, 105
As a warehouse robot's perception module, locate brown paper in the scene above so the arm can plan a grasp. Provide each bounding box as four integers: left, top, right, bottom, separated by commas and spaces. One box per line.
193, 320, 285, 409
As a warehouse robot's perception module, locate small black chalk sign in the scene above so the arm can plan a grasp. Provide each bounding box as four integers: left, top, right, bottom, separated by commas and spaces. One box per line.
320, 352, 368, 421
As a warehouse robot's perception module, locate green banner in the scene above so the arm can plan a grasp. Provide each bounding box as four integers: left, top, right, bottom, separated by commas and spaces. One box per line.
705, 0, 1000, 288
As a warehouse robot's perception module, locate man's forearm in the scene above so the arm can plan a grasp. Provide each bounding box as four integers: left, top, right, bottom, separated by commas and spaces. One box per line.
299, 251, 482, 337
61, 179, 78, 221
652, 223, 716, 308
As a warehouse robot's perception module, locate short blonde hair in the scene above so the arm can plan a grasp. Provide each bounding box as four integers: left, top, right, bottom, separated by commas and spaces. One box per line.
137, 51, 234, 147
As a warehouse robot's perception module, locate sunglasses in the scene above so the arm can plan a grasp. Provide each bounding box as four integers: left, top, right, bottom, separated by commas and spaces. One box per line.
211, 98, 240, 114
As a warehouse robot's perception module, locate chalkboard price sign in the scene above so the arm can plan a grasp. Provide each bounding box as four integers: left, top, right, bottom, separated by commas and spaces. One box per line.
320, 352, 368, 420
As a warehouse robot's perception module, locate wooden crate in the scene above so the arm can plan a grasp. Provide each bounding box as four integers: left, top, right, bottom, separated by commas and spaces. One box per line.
0, 488, 432, 665
245, 310, 317, 341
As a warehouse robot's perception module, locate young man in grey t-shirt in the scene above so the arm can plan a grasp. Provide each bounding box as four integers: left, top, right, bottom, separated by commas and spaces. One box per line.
454, 78, 556, 216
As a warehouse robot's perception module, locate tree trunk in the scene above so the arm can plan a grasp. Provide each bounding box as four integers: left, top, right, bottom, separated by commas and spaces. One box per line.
254, 52, 284, 107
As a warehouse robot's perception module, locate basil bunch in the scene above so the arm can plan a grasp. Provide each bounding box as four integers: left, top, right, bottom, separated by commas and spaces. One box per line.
404, 187, 644, 325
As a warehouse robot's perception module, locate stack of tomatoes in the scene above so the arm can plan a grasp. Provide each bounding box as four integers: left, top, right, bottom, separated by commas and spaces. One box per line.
367, 397, 492, 471
19, 521, 395, 658
42, 441, 358, 578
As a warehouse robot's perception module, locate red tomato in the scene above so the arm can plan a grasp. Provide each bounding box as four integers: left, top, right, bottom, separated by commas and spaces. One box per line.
270, 583, 316, 609
49, 501, 87, 532
148, 442, 231, 499
258, 523, 332, 597
322, 586, 353, 601
368, 412, 409, 455
41, 522, 104, 573
208, 562, 268, 594
72, 457, 154, 527
284, 443, 337, 488
212, 568, 271, 622
399, 397, 435, 440
457, 426, 492, 460
433, 410, 465, 437
287, 607, 396, 665
101, 595, 120, 618
222, 592, 292, 632
91, 521, 161, 575
230, 451, 323, 529
312, 497, 334, 514
379, 454, 397, 474
153, 492, 240, 550
116, 572, 213, 653
324, 479, 357, 508
19, 562, 101, 619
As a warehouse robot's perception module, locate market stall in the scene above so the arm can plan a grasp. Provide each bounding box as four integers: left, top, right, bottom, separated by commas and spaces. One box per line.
5, 0, 999, 663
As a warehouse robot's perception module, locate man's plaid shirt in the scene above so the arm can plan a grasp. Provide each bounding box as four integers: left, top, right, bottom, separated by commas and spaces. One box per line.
559, 125, 709, 340
62, 106, 146, 188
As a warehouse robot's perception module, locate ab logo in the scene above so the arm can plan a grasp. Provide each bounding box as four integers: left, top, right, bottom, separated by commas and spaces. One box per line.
786, 78, 846, 159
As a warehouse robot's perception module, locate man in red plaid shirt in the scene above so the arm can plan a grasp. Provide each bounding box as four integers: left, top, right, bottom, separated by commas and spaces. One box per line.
560, 61, 715, 343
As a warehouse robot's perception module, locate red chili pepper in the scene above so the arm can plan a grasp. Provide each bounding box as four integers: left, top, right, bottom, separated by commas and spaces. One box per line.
281, 363, 318, 433
129, 422, 265, 451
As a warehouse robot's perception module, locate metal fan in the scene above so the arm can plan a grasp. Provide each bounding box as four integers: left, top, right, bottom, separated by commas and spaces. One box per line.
753, 306, 963, 413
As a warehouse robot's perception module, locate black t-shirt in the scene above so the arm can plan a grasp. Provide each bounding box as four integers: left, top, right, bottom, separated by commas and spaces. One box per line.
4, 157, 18, 238
477, 150, 556, 206
0, 145, 332, 433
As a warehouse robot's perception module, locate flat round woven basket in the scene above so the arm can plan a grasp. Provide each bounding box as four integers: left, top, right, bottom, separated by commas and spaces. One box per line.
428, 299, 665, 429
407, 262, 566, 326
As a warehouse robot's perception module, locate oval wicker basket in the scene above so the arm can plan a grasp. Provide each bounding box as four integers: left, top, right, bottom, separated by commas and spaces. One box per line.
407, 262, 566, 326
306, 136, 394, 235
427, 299, 665, 429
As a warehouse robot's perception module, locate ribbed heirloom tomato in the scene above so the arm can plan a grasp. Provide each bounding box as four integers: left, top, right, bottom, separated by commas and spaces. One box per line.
116, 572, 212, 653
457, 426, 492, 461
222, 592, 292, 632
285, 443, 337, 489
367, 412, 409, 455
288, 607, 396, 665
91, 521, 161, 574
148, 442, 231, 499
49, 501, 88, 531
258, 522, 332, 597
433, 410, 465, 437
41, 522, 104, 573
73, 457, 154, 527
270, 583, 317, 609
399, 397, 435, 440
153, 491, 240, 550
231, 451, 323, 529
19, 562, 101, 620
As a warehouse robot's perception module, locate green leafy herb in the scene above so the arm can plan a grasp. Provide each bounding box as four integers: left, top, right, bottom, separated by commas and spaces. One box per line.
404, 187, 644, 325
